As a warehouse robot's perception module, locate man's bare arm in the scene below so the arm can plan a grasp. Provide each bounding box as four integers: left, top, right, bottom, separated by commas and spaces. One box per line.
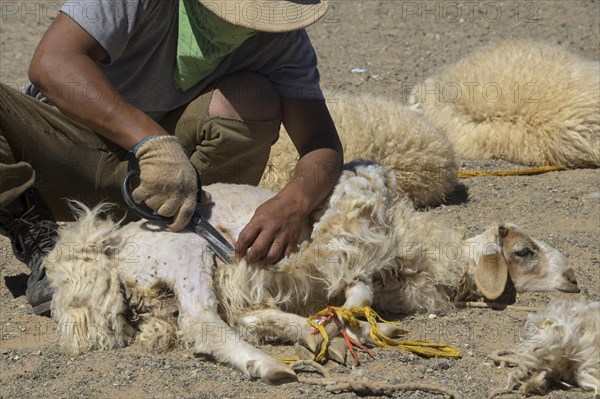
28, 12, 168, 149
235, 97, 343, 264
28, 12, 198, 230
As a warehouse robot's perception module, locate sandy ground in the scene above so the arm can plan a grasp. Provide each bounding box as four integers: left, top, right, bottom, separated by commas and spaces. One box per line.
1, 1, 599, 398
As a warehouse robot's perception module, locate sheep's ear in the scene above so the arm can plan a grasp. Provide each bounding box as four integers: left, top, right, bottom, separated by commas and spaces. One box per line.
474, 250, 508, 300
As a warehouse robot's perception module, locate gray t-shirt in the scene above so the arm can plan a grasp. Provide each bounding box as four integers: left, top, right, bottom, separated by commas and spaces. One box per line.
27, 0, 324, 120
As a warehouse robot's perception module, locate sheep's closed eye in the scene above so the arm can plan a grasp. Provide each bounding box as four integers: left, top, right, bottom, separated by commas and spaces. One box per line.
513, 247, 534, 258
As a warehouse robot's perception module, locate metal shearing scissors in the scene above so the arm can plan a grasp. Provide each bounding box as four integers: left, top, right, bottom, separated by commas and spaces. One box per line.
121, 162, 235, 264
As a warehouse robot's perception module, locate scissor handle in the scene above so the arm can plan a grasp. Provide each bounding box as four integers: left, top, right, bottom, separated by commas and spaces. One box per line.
121, 169, 173, 222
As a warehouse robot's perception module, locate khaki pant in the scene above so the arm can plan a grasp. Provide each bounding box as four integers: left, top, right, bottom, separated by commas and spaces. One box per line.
0, 83, 279, 221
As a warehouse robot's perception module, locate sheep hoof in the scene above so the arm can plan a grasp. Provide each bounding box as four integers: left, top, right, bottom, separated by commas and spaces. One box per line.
294, 343, 315, 360
262, 366, 298, 385
248, 358, 298, 385
327, 337, 347, 365
377, 322, 406, 338
300, 321, 340, 354
301, 334, 321, 354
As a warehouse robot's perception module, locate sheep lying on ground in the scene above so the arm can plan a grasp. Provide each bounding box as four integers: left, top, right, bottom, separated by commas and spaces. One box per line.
497, 300, 599, 396
262, 41, 598, 213
372, 200, 580, 315
45, 161, 579, 383
414, 40, 600, 168
260, 95, 458, 208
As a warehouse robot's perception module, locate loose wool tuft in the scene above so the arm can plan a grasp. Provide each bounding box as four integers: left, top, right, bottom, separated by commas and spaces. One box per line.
416, 40, 600, 167
260, 94, 458, 207
507, 299, 599, 395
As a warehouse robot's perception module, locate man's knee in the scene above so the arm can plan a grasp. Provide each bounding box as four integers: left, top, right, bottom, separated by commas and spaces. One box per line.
208, 73, 281, 122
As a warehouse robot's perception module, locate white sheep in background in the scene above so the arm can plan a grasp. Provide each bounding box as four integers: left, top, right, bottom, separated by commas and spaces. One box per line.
414, 40, 600, 168
495, 299, 599, 397
44, 161, 579, 383
260, 95, 459, 208
262, 41, 599, 212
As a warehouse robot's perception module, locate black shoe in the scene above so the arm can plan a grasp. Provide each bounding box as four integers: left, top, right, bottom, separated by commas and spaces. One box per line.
0, 188, 58, 316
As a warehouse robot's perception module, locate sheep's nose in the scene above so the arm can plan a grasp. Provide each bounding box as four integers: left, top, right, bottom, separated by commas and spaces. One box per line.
557, 269, 580, 293
563, 269, 578, 285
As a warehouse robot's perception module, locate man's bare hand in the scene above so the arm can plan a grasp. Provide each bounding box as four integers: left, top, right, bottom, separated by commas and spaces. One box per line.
235, 191, 308, 264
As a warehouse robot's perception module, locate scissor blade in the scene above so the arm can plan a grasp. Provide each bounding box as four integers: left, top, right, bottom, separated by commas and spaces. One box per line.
189, 216, 235, 264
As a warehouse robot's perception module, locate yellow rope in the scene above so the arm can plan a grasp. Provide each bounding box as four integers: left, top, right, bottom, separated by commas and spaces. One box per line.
280, 356, 301, 364
457, 165, 563, 178
307, 311, 332, 362
309, 306, 461, 361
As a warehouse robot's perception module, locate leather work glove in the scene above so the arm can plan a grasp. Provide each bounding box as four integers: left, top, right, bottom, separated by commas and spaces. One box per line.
132, 135, 197, 231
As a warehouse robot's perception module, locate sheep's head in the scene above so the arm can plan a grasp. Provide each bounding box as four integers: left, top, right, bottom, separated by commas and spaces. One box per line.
465, 223, 579, 300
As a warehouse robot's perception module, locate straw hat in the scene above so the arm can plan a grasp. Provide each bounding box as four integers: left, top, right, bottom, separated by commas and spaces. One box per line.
198, 0, 329, 32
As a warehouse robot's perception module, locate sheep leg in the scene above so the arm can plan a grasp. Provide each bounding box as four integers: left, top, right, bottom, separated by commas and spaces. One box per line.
343, 280, 374, 308
238, 309, 320, 344
237, 308, 335, 352
237, 309, 349, 364
173, 265, 296, 384
179, 312, 296, 384
318, 320, 404, 365
342, 281, 404, 343
344, 320, 406, 345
